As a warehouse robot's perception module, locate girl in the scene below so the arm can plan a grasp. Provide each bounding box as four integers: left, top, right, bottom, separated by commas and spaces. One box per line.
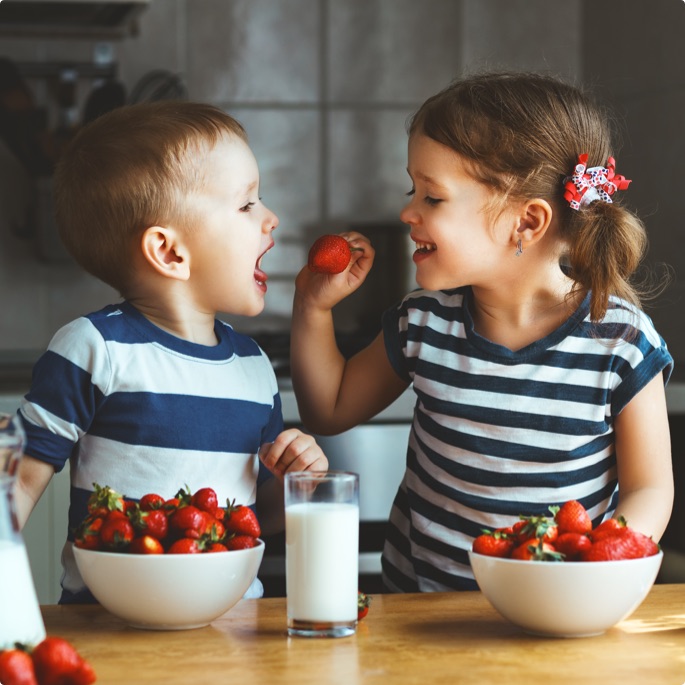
284, 72, 673, 592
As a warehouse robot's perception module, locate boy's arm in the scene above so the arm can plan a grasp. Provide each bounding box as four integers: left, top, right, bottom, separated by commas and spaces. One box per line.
612, 374, 673, 541
15, 454, 55, 529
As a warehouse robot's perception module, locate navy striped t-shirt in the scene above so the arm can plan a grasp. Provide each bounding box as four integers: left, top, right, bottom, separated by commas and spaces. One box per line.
381, 287, 672, 592
20, 301, 282, 596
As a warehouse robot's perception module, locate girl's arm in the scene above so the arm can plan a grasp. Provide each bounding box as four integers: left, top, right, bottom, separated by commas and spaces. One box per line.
290, 233, 409, 435
612, 373, 673, 541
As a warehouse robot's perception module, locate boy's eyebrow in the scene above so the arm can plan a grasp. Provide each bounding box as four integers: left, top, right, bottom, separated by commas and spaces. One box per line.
235, 180, 258, 197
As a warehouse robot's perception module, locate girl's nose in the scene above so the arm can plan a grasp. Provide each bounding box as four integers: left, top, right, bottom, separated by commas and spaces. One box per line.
399, 201, 415, 225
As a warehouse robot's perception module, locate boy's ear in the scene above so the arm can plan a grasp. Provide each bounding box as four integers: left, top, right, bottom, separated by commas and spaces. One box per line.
140, 226, 190, 281
513, 198, 553, 247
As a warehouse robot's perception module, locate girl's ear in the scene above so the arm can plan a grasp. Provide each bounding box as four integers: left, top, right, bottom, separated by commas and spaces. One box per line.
514, 198, 553, 248
140, 226, 190, 281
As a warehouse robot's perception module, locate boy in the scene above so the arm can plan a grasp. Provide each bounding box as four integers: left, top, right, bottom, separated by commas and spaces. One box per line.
14, 101, 327, 602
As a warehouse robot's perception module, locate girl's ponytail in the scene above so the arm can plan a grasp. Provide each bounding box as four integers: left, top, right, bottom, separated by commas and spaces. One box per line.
567, 201, 647, 322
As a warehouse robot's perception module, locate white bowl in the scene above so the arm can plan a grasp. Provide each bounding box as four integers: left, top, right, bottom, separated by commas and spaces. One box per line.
74, 541, 264, 630
469, 550, 663, 637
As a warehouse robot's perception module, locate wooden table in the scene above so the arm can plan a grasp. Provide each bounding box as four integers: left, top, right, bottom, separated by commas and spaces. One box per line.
42, 585, 685, 685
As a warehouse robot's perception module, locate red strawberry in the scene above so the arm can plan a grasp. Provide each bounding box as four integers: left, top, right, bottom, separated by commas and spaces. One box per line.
224, 501, 261, 538
130, 508, 168, 541
307, 235, 356, 274
73, 515, 104, 551
472, 530, 515, 558
582, 528, 659, 561
86, 483, 124, 518
169, 505, 207, 539
167, 538, 203, 554
206, 542, 229, 553
31, 637, 95, 685
357, 591, 371, 620
226, 534, 257, 550
99, 509, 134, 550
555, 532, 592, 560
553, 500, 592, 535
139, 493, 165, 511
0, 648, 37, 685
589, 516, 627, 541
511, 538, 563, 561
129, 535, 165, 555
515, 514, 558, 544
191, 487, 219, 515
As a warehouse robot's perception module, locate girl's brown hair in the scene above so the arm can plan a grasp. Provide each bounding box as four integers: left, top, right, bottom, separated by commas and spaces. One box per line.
53, 100, 247, 295
409, 71, 647, 322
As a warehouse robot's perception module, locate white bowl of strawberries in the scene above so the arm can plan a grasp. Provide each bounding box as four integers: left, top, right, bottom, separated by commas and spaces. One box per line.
468, 500, 663, 638
72, 485, 264, 630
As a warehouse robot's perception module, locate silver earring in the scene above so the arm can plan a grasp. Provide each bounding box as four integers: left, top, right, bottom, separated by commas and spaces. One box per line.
515, 239, 523, 256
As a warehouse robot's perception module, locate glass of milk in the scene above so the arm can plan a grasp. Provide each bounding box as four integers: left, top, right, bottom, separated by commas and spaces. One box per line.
0, 413, 46, 649
285, 471, 359, 638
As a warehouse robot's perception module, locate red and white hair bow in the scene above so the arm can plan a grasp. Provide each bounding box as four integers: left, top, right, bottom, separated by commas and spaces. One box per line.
563, 153, 632, 210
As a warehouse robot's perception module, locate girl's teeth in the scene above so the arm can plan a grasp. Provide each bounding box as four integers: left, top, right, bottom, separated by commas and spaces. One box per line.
415, 242, 437, 253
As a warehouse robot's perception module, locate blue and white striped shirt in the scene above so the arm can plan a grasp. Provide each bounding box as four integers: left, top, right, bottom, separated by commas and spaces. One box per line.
381, 287, 672, 592
20, 301, 282, 596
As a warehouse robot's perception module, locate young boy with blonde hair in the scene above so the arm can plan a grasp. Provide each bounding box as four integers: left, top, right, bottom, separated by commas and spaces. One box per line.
15, 101, 327, 602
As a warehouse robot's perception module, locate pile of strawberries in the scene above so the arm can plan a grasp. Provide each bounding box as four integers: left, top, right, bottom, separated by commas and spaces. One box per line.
0, 637, 95, 685
74, 484, 261, 554
472, 500, 660, 562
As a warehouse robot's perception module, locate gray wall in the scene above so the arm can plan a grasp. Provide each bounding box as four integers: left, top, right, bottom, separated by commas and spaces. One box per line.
0, 0, 682, 362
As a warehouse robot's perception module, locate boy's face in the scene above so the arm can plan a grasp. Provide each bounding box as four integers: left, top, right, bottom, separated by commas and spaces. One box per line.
184, 135, 279, 317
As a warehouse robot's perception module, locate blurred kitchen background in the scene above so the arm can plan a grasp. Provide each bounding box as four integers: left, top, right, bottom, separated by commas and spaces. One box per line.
1, 0, 684, 601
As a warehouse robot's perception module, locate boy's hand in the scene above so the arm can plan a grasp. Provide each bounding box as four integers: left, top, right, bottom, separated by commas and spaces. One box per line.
259, 429, 328, 480
294, 232, 374, 312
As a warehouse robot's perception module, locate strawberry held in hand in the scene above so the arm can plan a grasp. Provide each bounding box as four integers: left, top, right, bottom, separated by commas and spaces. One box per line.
307, 234, 359, 274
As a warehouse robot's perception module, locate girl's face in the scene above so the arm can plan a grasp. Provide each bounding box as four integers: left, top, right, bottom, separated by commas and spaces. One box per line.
400, 133, 517, 291
184, 135, 279, 317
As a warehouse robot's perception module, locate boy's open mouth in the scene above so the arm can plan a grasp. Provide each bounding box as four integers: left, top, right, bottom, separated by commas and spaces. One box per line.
254, 242, 274, 286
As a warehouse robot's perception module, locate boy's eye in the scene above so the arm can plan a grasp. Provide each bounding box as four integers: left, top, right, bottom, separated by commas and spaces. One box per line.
405, 188, 415, 197
239, 201, 255, 212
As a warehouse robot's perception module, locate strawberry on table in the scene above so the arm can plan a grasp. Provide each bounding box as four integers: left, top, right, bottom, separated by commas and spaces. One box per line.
357, 591, 371, 620
31, 637, 96, 685
307, 234, 359, 274
0, 647, 37, 685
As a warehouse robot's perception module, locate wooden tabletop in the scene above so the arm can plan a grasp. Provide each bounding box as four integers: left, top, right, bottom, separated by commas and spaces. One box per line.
42, 584, 685, 685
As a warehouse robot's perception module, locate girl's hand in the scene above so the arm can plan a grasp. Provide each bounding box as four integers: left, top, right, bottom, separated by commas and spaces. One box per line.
259, 429, 329, 481
294, 232, 374, 312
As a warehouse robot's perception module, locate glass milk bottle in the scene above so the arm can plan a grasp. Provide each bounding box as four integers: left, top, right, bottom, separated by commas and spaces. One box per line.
0, 413, 46, 649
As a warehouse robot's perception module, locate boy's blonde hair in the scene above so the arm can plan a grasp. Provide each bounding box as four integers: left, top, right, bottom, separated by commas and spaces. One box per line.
409, 72, 648, 322
54, 101, 247, 295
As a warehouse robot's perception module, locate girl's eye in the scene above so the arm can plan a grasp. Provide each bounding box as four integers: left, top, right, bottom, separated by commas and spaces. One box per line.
239, 201, 255, 212
424, 196, 442, 206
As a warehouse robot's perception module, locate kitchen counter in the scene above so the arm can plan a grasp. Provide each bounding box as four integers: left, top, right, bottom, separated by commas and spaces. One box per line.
41, 585, 685, 685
